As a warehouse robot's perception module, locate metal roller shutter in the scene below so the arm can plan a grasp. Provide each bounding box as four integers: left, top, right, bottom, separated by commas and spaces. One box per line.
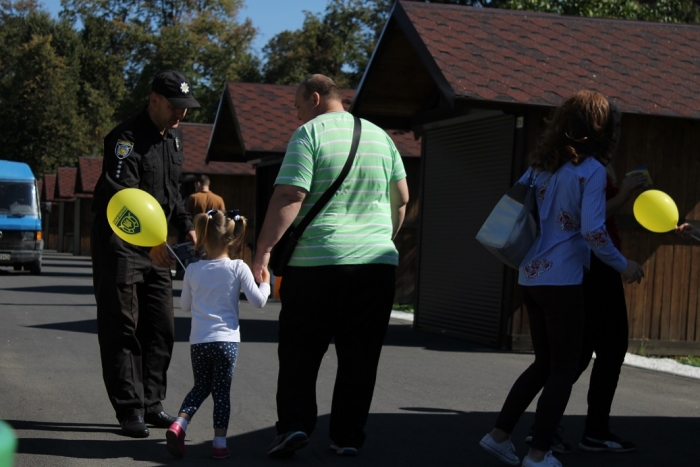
415, 115, 515, 346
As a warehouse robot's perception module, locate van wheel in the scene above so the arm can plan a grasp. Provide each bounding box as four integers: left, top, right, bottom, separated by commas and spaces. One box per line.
13, 264, 21, 271
28, 261, 41, 275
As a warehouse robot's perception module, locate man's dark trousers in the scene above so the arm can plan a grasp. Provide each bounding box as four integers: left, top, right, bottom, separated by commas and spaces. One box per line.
276, 264, 395, 448
91, 215, 175, 421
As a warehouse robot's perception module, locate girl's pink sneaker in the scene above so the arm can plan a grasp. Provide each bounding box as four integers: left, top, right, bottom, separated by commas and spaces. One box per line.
166, 422, 186, 458
212, 446, 230, 459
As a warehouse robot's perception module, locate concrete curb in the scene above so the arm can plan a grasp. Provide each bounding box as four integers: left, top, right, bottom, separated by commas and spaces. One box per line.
390, 310, 700, 380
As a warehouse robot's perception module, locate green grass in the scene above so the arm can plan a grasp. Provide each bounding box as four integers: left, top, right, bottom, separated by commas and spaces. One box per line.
674, 355, 700, 367
392, 303, 414, 314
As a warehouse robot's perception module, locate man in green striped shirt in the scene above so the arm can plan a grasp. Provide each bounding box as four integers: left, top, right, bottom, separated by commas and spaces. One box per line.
253, 74, 409, 458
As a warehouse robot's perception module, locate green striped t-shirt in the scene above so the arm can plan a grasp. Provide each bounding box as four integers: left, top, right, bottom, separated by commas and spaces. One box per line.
275, 111, 406, 267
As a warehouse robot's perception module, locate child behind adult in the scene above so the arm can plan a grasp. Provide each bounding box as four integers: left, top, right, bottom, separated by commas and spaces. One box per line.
478, 91, 644, 467
166, 209, 270, 460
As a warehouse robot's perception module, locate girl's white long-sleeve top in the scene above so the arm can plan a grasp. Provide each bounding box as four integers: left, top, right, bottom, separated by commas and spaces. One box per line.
180, 258, 270, 344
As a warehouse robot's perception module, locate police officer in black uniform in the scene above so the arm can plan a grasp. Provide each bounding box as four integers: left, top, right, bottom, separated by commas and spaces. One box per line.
91, 70, 199, 438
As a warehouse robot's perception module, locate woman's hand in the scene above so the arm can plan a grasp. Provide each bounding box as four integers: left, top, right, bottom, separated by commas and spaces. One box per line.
622, 260, 644, 284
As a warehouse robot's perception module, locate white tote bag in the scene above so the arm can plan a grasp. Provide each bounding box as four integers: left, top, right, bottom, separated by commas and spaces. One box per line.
475, 169, 538, 269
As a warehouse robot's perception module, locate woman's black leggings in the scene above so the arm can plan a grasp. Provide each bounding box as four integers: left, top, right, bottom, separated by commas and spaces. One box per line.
495, 284, 584, 451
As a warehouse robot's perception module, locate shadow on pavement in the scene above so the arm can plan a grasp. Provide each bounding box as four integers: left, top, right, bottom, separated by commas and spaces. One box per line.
10, 412, 699, 466
38, 271, 95, 278
5, 420, 115, 434
26, 317, 492, 353
4, 285, 94, 295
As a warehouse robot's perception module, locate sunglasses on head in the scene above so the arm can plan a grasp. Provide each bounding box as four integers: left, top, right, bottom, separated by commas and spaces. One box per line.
206, 209, 241, 221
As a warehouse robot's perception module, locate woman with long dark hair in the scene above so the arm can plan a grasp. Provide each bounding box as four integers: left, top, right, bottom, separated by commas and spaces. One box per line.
479, 90, 644, 467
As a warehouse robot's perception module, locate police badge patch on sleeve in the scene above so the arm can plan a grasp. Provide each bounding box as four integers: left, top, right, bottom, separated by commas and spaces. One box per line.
115, 140, 134, 159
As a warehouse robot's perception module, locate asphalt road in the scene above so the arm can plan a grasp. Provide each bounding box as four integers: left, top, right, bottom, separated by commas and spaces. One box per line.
0, 251, 698, 466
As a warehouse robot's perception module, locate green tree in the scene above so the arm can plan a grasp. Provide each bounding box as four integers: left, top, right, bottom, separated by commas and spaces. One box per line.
262, 0, 392, 88
0, 1, 91, 176
62, 0, 262, 122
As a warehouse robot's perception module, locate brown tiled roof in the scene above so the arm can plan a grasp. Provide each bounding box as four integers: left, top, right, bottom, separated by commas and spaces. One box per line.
55, 167, 77, 200
386, 129, 420, 158
227, 82, 420, 157
398, 1, 700, 118
180, 122, 254, 175
77, 157, 102, 194
42, 174, 56, 202
226, 83, 352, 154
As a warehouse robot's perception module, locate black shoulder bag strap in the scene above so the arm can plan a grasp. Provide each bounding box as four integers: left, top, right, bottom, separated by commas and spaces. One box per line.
289, 115, 361, 241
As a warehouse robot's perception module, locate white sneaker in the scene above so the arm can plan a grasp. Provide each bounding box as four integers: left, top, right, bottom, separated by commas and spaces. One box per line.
480, 433, 520, 466
330, 443, 359, 456
522, 450, 562, 467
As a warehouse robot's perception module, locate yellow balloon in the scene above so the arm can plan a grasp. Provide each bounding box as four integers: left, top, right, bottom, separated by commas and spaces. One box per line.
633, 189, 679, 233
107, 188, 167, 247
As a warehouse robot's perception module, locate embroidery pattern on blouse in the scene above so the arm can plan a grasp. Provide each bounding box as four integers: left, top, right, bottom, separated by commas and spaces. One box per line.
584, 228, 610, 247
524, 258, 553, 279
558, 211, 581, 231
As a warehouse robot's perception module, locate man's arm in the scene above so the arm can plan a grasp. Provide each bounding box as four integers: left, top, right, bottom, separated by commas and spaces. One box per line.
252, 184, 307, 282
390, 178, 409, 240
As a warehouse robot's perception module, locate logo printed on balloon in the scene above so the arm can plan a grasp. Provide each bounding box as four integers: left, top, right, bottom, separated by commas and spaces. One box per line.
113, 206, 141, 235
107, 188, 167, 247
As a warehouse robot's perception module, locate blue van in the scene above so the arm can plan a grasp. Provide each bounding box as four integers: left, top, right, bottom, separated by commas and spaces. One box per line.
0, 160, 43, 274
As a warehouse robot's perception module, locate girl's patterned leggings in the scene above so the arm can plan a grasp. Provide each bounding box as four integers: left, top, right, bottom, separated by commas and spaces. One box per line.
178, 341, 239, 429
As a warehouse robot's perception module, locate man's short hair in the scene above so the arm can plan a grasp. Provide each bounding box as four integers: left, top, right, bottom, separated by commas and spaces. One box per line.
197, 174, 210, 186
301, 75, 341, 102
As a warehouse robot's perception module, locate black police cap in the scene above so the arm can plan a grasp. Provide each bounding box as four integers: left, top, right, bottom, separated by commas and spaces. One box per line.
151, 70, 201, 109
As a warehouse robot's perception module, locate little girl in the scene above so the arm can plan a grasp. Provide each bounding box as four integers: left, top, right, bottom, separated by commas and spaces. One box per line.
166, 209, 270, 460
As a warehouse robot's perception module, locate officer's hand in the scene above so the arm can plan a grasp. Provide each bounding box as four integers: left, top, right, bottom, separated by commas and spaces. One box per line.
186, 229, 197, 246
150, 243, 174, 268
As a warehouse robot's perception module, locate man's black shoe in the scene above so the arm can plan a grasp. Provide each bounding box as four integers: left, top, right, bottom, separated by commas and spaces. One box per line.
144, 410, 177, 428
120, 415, 150, 438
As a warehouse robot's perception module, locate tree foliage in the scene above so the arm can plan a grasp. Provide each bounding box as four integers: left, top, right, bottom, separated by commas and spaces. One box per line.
61, 0, 262, 122
0, 0, 262, 176
262, 0, 392, 88
0, 1, 92, 175
1, 0, 699, 177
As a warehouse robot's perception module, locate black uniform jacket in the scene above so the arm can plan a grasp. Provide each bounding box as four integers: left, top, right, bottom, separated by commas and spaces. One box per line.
92, 107, 193, 236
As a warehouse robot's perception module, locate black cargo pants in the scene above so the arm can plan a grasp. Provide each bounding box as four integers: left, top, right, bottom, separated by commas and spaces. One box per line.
91, 215, 174, 421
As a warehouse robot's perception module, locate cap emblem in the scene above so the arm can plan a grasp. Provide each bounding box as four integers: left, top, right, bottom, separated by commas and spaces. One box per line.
180, 82, 189, 94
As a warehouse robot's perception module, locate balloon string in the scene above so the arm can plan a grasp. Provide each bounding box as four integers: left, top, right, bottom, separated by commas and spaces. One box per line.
165, 243, 186, 271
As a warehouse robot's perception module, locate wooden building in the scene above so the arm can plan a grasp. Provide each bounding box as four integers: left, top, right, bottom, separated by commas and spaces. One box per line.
352, 0, 700, 353
41, 174, 58, 250
206, 82, 422, 303
40, 124, 253, 257
179, 123, 255, 243
53, 167, 77, 254
74, 157, 102, 255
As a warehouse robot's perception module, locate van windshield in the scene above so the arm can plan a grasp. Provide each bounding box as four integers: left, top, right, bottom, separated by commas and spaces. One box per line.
0, 181, 38, 216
